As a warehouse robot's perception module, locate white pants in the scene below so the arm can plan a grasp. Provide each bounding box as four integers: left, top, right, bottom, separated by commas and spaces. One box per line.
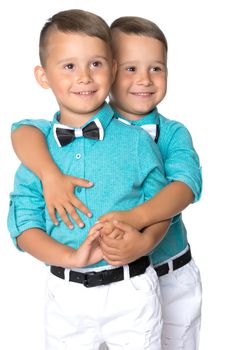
45, 265, 162, 350
159, 258, 202, 350
100, 257, 202, 350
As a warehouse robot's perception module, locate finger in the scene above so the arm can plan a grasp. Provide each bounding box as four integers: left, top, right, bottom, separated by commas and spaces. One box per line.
56, 206, 74, 229
93, 222, 105, 230
70, 196, 93, 218
102, 250, 122, 260
101, 234, 123, 248
100, 222, 116, 235
71, 176, 94, 188
86, 230, 100, 244
65, 203, 85, 228
98, 213, 113, 222
103, 251, 132, 265
112, 220, 134, 232
103, 255, 125, 266
88, 223, 105, 236
108, 229, 124, 240
99, 239, 121, 255
114, 232, 125, 240
47, 205, 59, 226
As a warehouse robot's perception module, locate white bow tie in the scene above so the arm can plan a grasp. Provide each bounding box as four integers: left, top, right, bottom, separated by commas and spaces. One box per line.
117, 117, 159, 143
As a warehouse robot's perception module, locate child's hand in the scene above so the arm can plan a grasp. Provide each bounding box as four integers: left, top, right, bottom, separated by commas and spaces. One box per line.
42, 172, 94, 229
99, 221, 125, 240
99, 210, 130, 226
70, 222, 104, 267
100, 221, 146, 266
98, 210, 142, 231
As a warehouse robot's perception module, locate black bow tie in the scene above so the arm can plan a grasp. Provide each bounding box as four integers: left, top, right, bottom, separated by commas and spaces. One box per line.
53, 119, 104, 147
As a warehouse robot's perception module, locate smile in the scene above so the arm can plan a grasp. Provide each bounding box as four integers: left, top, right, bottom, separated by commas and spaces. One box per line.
73, 91, 97, 95
130, 92, 154, 96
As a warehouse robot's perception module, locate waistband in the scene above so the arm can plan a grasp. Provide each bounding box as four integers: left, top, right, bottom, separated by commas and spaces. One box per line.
154, 246, 191, 277
50, 256, 151, 288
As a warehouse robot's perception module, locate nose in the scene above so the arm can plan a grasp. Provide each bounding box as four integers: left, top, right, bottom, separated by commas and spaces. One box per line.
76, 67, 93, 84
136, 71, 152, 86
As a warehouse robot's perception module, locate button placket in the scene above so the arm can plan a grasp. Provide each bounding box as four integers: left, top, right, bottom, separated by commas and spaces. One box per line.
70, 139, 84, 176
76, 187, 82, 194
73, 140, 85, 198
75, 153, 81, 159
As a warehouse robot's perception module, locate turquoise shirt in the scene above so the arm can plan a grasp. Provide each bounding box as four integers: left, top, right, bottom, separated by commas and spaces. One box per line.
114, 108, 202, 264
8, 103, 168, 267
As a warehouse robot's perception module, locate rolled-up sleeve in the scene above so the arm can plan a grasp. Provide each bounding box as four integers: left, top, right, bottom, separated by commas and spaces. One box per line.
163, 122, 202, 202
7, 165, 46, 249
11, 118, 52, 137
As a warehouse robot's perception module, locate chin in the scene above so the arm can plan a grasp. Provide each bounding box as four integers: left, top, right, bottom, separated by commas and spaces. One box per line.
134, 107, 153, 115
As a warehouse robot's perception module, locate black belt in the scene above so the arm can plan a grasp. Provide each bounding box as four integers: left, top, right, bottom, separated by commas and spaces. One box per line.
50, 256, 150, 288
154, 247, 191, 277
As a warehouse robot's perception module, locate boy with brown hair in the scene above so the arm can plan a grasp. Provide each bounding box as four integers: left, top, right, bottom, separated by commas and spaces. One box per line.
8, 10, 169, 349
102, 17, 202, 349
10, 14, 202, 350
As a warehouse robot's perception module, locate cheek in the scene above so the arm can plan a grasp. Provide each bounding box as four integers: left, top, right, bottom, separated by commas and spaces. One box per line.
53, 82, 67, 95
159, 81, 167, 96
50, 74, 70, 88
111, 85, 126, 101
156, 75, 167, 88
114, 70, 130, 86
96, 70, 112, 86
115, 78, 130, 95
111, 73, 132, 99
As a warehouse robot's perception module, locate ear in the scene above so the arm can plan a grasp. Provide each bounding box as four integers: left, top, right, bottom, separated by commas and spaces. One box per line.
111, 59, 117, 84
34, 65, 50, 89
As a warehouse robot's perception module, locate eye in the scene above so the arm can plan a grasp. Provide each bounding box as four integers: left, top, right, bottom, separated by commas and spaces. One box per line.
126, 66, 136, 72
64, 63, 75, 70
91, 61, 102, 68
151, 66, 162, 72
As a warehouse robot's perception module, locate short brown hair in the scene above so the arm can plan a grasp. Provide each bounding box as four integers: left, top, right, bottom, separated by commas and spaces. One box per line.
39, 9, 111, 66
110, 16, 167, 53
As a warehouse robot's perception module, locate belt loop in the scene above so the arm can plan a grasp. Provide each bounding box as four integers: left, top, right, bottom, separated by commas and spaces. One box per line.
123, 265, 130, 280
64, 268, 70, 281
168, 260, 173, 274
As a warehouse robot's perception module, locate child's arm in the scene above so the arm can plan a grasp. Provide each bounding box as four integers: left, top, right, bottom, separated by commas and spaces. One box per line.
17, 223, 104, 268
99, 122, 202, 230
8, 162, 103, 268
100, 219, 171, 266
99, 181, 193, 230
11, 125, 93, 228
130, 181, 193, 227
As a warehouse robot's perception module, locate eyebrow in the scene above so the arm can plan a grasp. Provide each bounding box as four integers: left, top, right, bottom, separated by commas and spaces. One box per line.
118, 60, 166, 67
56, 55, 109, 65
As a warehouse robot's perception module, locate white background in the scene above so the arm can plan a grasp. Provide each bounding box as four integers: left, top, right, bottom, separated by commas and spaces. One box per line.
1, 0, 232, 348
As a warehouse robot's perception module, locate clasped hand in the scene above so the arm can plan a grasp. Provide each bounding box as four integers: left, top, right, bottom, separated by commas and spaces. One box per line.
80, 220, 146, 267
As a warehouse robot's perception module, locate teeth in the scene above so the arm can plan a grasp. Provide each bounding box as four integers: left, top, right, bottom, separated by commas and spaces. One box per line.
132, 92, 153, 96
75, 91, 95, 95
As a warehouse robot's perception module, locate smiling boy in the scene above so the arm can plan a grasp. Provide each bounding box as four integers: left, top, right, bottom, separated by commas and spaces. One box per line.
7, 10, 169, 349
100, 17, 202, 349
9, 14, 202, 350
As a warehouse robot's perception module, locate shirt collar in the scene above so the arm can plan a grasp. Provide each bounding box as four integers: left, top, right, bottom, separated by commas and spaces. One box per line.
113, 107, 160, 126
52, 102, 114, 133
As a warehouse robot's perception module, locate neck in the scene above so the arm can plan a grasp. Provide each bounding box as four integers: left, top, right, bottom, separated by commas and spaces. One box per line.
59, 105, 103, 128
110, 102, 150, 121
59, 114, 92, 128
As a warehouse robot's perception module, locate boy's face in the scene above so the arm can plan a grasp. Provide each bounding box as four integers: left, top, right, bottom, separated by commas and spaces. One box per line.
35, 31, 115, 126
110, 31, 167, 120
